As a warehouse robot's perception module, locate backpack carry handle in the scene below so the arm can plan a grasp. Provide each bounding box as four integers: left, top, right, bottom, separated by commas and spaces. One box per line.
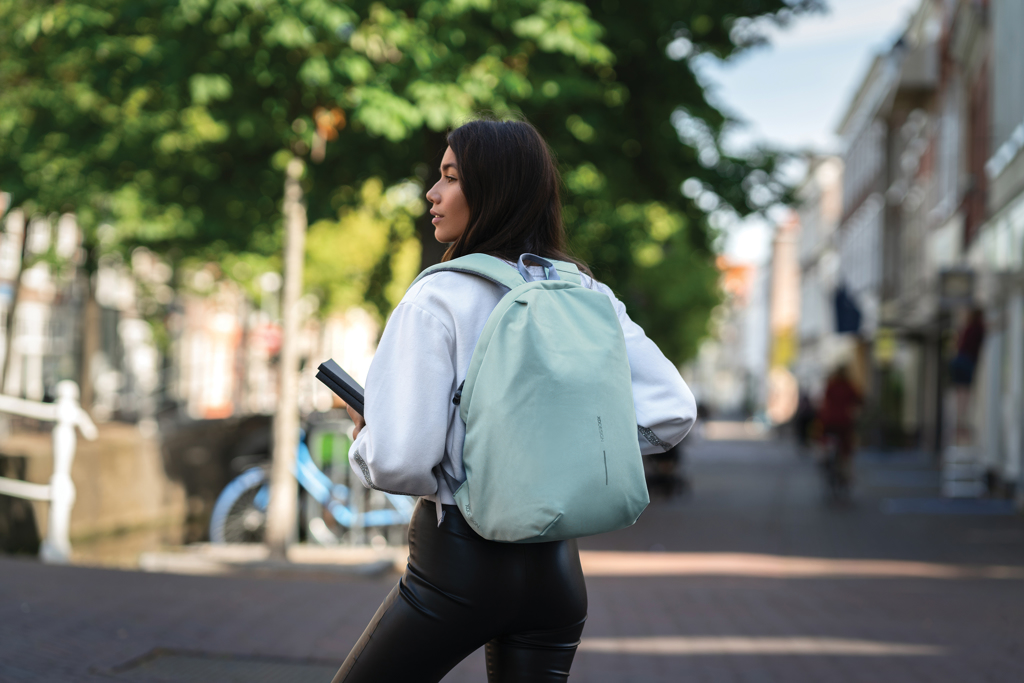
517, 254, 561, 283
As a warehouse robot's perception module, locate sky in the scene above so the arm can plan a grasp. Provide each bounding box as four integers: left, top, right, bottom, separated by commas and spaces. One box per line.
701, 0, 921, 263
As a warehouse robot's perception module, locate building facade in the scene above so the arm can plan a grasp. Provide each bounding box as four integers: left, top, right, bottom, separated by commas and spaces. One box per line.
795, 156, 846, 402
968, 0, 1024, 501
802, 0, 1001, 487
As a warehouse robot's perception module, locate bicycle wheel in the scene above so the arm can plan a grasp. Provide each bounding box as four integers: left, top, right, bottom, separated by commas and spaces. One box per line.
209, 467, 270, 543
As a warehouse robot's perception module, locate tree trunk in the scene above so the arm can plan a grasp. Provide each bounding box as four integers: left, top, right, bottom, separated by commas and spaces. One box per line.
0, 209, 27, 395
265, 157, 307, 560
78, 279, 100, 412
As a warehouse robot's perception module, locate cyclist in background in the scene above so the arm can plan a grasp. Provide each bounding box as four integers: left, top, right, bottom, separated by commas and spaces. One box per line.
819, 365, 861, 497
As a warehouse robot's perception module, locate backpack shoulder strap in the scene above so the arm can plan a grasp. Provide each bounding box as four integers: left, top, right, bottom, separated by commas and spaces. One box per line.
411, 254, 583, 289
411, 254, 525, 291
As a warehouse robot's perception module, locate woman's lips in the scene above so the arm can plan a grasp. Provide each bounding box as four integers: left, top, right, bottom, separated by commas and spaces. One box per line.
431, 215, 443, 224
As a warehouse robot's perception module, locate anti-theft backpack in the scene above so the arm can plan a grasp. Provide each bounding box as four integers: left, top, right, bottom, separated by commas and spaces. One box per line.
411, 253, 649, 542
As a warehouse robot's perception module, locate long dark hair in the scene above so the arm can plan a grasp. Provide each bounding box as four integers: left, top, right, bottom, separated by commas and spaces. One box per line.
442, 118, 590, 275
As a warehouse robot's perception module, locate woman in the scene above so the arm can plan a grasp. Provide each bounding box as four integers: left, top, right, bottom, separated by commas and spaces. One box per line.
333, 118, 696, 682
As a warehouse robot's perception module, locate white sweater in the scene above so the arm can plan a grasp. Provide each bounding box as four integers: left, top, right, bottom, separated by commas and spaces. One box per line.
349, 260, 697, 506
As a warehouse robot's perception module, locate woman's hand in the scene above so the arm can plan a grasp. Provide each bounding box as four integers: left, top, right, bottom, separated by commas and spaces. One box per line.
346, 404, 365, 438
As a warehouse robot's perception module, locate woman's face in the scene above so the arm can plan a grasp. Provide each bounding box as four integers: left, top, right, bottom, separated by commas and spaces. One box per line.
425, 146, 470, 244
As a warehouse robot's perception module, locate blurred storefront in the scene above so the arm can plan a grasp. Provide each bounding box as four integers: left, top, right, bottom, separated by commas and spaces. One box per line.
0, 209, 378, 427
0, 208, 85, 406
169, 277, 378, 422
968, 0, 1024, 503
0, 199, 382, 544
795, 156, 851, 402
799, 0, 931, 453
0, 202, 377, 446
825, 25, 898, 451
793, 0, 1024, 504
766, 215, 800, 425
687, 257, 768, 419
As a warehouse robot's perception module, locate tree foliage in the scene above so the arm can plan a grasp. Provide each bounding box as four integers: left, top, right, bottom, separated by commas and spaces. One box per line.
0, 0, 819, 362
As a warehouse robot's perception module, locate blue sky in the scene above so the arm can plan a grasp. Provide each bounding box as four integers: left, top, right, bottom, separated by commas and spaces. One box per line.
704, 0, 921, 262
701, 0, 921, 152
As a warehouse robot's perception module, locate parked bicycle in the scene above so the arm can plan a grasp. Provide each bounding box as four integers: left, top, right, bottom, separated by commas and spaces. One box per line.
209, 423, 415, 545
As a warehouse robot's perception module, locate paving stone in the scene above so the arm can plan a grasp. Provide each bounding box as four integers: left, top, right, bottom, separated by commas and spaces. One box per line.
3, 437, 1024, 682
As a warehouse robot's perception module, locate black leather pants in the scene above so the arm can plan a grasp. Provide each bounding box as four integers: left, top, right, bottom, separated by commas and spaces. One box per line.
332, 499, 588, 682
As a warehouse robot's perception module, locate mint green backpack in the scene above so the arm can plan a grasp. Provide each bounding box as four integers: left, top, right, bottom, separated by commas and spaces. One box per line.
412, 253, 649, 543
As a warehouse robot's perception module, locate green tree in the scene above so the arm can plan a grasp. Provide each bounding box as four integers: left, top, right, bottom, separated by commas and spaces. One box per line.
1, 0, 818, 363
506, 0, 821, 361
0, 0, 611, 328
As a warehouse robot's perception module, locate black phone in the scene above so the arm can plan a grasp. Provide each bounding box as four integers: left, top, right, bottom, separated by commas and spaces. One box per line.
315, 359, 365, 416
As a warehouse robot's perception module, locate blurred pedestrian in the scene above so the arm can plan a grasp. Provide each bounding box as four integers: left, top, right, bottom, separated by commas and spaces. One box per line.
794, 386, 816, 451
818, 365, 861, 497
333, 119, 696, 683
949, 308, 985, 444
950, 308, 985, 387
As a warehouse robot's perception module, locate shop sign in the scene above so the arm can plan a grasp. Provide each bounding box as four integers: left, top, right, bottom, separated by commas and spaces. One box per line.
939, 268, 974, 309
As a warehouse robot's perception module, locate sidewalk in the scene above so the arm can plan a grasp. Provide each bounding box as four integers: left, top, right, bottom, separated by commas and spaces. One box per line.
4, 435, 1024, 682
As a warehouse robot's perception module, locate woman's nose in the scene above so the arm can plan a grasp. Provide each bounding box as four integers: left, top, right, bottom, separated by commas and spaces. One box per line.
426, 182, 440, 204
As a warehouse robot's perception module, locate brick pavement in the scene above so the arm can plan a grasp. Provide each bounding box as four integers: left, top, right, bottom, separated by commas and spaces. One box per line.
4, 436, 1024, 682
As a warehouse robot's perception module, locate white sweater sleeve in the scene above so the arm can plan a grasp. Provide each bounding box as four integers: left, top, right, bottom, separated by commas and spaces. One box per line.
348, 301, 455, 496
591, 279, 697, 455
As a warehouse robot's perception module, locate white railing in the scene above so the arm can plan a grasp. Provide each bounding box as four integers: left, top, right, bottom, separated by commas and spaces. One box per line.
0, 380, 97, 563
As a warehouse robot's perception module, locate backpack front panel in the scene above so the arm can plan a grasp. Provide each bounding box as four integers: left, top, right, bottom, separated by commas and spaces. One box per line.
456, 281, 649, 542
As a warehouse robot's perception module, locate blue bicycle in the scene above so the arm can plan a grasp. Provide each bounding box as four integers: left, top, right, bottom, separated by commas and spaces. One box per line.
209, 423, 415, 545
